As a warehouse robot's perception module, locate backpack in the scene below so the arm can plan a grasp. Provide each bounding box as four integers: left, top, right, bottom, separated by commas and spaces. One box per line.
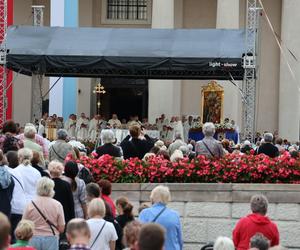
78, 165, 93, 184
3, 135, 21, 154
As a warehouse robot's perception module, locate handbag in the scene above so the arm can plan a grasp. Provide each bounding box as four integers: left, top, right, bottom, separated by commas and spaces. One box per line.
31, 201, 59, 235
50, 145, 66, 161
31, 201, 69, 250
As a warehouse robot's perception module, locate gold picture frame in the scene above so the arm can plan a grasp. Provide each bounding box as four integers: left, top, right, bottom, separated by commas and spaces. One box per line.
201, 81, 224, 124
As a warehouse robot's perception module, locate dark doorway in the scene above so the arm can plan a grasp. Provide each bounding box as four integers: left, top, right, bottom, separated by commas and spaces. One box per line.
99, 78, 148, 121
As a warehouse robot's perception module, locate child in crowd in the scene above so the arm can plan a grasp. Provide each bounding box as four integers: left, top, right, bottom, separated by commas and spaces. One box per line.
10, 220, 35, 249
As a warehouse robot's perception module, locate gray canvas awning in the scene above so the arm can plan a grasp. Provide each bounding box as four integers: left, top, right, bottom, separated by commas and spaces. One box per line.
4, 25, 246, 80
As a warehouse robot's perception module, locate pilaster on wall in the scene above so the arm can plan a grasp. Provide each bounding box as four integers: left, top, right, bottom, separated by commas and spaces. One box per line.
216, 0, 242, 126
148, 0, 182, 122
279, 0, 300, 141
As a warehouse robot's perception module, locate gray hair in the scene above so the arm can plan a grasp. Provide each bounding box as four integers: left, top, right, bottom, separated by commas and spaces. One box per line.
101, 129, 115, 144
250, 233, 270, 250
150, 185, 171, 205
250, 194, 268, 215
17, 148, 33, 166
264, 133, 273, 143
36, 177, 55, 197
174, 132, 182, 140
170, 149, 183, 162
213, 236, 235, 250
57, 129, 68, 140
179, 145, 189, 155
24, 125, 37, 139
203, 122, 216, 137
48, 161, 64, 177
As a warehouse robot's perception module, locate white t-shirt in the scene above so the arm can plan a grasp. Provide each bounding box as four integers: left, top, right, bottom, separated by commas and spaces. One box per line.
5, 166, 27, 215
87, 218, 118, 250
14, 164, 41, 204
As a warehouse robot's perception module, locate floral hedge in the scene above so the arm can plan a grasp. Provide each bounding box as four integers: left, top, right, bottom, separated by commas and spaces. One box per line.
77, 153, 300, 184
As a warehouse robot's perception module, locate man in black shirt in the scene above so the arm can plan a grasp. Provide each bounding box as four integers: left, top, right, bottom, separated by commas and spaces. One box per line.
120, 125, 154, 160
257, 133, 279, 158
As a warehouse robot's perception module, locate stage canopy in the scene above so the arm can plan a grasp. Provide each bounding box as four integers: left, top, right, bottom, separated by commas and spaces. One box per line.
4, 25, 246, 80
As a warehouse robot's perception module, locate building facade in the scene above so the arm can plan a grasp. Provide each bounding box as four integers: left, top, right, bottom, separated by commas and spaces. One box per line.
11, 0, 300, 140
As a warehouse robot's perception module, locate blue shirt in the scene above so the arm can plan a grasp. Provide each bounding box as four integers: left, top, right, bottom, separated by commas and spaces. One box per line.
139, 203, 183, 250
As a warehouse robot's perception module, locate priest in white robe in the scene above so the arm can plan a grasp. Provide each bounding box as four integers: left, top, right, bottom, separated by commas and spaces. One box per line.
89, 115, 101, 142
156, 114, 169, 132
108, 114, 122, 129
182, 116, 190, 143
76, 113, 89, 141
64, 114, 77, 138
38, 119, 46, 136
170, 116, 184, 141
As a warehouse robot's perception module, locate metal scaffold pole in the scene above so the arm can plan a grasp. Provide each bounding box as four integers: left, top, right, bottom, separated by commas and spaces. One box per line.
31, 5, 44, 123
242, 0, 260, 142
0, 0, 8, 126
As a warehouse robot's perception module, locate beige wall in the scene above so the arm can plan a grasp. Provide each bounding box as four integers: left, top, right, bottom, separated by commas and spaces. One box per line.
279, 0, 300, 141
13, 0, 51, 125
180, 0, 220, 122
181, 80, 202, 116
183, 0, 217, 29
239, 0, 282, 133
13, 1, 34, 124
78, 0, 94, 117
256, 0, 281, 133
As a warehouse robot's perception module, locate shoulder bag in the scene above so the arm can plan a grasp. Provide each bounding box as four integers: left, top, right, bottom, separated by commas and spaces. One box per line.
152, 207, 167, 223
90, 221, 106, 248
31, 201, 59, 235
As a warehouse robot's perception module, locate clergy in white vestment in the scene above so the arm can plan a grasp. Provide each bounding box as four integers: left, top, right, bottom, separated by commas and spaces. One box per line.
89, 114, 101, 142
170, 116, 184, 141
156, 114, 169, 132
76, 113, 89, 141
168, 132, 187, 155
64, 114, 77, 138
160, 125, 174, 144
108, 114, 122, 129
38, 119, 46, 136
182, 116, 190, 143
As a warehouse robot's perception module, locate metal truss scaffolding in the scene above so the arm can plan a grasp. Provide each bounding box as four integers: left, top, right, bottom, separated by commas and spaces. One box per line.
242, 0, 259, 142
0, 0, 7, 126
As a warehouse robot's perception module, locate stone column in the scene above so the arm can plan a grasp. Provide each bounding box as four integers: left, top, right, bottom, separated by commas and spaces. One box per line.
148, 0, 182, 122
279, 0, 300, 141
216, 0, 239, 29
31, 6, 44, 122
216, 0, 242, 125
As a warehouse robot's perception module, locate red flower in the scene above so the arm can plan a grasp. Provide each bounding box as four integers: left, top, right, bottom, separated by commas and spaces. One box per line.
77, 153, 300, 184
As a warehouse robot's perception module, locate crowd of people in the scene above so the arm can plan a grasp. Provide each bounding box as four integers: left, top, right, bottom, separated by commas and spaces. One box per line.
30, 112, 300, 160
0, 116, 296, 250
34, 112, 228, 145
0, 178, 288, 250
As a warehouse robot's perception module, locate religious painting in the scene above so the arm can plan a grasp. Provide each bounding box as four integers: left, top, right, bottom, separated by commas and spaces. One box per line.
201, 81, 224, 124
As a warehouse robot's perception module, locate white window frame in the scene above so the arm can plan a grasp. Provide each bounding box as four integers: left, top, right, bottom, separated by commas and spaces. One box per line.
101, 0, 152, 25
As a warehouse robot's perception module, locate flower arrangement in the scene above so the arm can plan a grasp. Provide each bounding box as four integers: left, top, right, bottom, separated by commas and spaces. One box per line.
77, 152, 300, 184
190, 123, 235, 133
